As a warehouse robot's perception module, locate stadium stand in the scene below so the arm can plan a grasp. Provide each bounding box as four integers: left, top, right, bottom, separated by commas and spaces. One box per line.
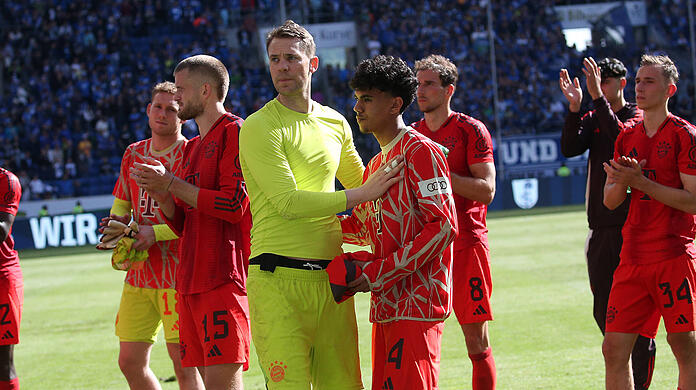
0, 0, 693, 198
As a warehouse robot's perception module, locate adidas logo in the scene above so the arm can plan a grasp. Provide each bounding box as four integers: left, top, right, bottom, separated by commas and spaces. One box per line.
207, 345, 222, 358
676, 315, 689, 325
1, 330, 12, 340
382, 377, 394, 390
171, 320, 179, 332
473, 305, 488, 316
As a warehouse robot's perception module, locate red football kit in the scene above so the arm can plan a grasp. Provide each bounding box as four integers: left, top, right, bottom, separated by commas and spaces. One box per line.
412, 112, 495, 324
607, 114, 696, 337
0, 168, 22, 345
341, 128, 457, 390
113, 138, 186, 289
166, 113, 251, 368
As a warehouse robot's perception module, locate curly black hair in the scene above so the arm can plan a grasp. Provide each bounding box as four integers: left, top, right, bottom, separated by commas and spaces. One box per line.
597, 57, 627, 79
349, 55, 417, 114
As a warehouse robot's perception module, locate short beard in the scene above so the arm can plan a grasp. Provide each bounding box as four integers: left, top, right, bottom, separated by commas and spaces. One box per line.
177, 100, 205, 121
418, 102, 438, 114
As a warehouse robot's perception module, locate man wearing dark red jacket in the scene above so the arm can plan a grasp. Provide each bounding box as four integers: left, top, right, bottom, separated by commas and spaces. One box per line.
132, 55, 251, 390
559, 57, 653, 389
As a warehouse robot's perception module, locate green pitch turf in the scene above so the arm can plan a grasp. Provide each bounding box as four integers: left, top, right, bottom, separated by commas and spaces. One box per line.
16, 206, 679, 389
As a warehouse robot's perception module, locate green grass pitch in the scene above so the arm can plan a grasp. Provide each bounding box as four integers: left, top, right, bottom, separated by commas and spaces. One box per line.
16, 206, 679, 389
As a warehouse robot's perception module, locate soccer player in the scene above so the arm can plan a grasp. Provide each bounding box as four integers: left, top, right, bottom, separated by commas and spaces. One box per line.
104, 81, 203, 390
131, 55, 251, 390
339, 54, 457, 390
411, 54, 497, 390
559, 57, 654, 389
239, 21, 403, 389
0, 167, 22, 390
602, 54, 696, 390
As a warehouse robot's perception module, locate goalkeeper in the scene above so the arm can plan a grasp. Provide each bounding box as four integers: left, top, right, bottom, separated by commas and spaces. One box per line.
101, 82, 203, 390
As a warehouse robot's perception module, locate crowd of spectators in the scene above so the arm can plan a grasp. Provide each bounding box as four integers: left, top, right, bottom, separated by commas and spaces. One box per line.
0, 0, 693, 200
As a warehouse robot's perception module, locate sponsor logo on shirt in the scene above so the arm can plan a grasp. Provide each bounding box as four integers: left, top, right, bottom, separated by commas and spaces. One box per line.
689, 146, 696, 169
628, 147, 639, 159
475, 136, 489, 153
418, 177, 452, 197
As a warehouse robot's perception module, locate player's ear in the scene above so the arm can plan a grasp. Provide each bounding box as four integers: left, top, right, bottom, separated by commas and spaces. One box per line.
391, 96, 404, 114
667, 83, 677, 98
447, 84, 455, 97
146, 103, 152, 116
309, 56, 319, 74
620, 78, 627, 89
201, 82, 211, 99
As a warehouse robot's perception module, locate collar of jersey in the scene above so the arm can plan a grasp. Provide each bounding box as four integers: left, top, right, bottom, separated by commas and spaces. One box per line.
381, 127, 410, 154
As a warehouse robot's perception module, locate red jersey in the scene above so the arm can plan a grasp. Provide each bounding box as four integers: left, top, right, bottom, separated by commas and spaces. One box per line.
167, 113, 251, 295
113, 138, 186, 289
0, 168, 21, 281
412, 112, 494, 245
614, 114, 696, 264
341, 129, 458, 323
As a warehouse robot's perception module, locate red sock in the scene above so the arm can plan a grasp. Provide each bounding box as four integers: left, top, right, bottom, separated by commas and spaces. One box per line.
0, 378, 18, 390
469, 347, 496, 390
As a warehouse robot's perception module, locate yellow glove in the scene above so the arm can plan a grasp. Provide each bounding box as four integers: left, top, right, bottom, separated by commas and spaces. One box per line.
111, 237, 149, 271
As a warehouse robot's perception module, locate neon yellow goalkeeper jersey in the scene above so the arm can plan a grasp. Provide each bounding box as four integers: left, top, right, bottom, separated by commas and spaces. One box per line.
240, 98, 364, 260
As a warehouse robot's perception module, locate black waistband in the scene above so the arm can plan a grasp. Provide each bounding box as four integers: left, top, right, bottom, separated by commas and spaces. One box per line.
249, 253, 330, 272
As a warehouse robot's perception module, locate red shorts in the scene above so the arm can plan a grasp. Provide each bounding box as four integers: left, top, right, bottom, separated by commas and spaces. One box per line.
176, 282, 250, 368
0, 277, 22, 345
372, 320, 444, 390
452, 241, 493, 324
606, 253, 696, 338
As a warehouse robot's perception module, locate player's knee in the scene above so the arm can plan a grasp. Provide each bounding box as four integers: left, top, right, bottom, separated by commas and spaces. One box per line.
118, 353, 146, 377
666, 332, 696, 363
602, 337, 630, 365
173, 364, 197, 383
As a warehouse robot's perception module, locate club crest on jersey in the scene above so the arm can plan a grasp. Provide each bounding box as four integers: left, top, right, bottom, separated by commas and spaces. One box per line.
657, 141, 671, 158
418, 177, 451, 197
204, 141, 218, 158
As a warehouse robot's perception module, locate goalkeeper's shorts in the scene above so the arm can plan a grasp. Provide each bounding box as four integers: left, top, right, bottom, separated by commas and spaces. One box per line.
247, 265, 363, 389
0, 276, 22, 345
115, 283, 180, 344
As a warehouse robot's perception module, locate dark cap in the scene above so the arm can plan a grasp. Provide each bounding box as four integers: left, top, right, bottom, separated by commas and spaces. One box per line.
597, 58, 627, 79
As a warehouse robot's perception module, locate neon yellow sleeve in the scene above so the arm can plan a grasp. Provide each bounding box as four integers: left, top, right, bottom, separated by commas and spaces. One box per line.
240, 115, 347, 219
336, 117, 365, 189
110, 198, 132, 217
153, 224, 179, 241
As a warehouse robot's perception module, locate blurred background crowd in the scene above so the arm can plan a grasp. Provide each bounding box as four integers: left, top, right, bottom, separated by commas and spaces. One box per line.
0, 0, 692, 199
